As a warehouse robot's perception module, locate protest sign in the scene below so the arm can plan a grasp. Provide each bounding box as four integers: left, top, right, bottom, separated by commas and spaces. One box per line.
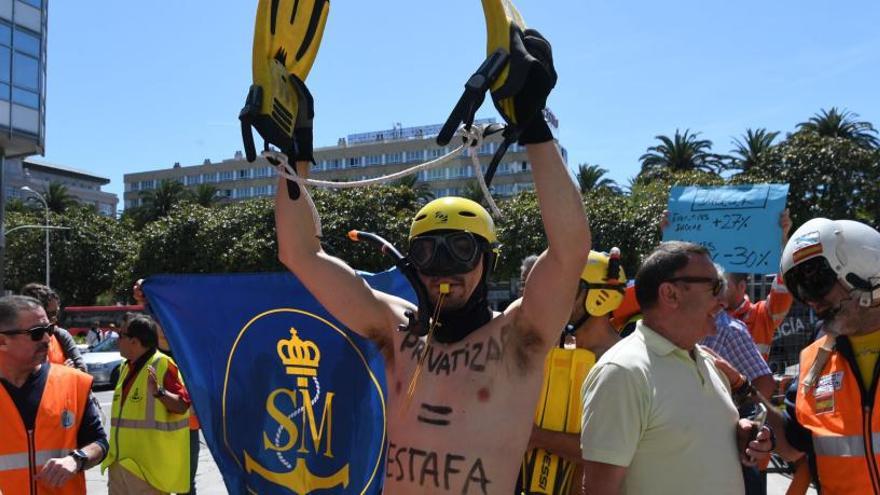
664, 184, 790, 273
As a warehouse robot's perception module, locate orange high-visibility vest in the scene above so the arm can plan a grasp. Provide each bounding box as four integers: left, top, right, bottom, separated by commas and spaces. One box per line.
0, 364, 93, 495
730, 275, 793, 360
796, 335, 880, 494
46, 335, 66, 366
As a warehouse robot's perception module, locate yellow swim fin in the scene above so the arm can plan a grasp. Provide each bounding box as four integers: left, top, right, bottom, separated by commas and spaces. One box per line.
439, 0, 554, 189
520, 347, 596, 494
240, 0, 330, 198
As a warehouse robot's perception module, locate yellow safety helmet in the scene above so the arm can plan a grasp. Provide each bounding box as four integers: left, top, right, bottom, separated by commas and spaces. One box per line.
409, 197, 498, 244
581, 249, 626, 317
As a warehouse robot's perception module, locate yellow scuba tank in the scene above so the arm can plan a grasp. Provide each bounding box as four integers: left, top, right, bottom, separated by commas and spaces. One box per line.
520, 347, 596, 494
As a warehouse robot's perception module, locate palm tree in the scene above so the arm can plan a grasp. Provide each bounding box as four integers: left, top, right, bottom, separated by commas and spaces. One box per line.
575, 164, 620, 194
191, 183, 220, 207
639, 129, 724, 175
139, 179, 189, 219
729, 128, 780, 172
796, 107, 879, 149
461, 182, 486, 204
391, 174, 435, 203
41, 182, 78, 213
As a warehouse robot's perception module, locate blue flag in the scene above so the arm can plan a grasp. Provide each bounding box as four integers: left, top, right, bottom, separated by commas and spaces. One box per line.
143, 269, 409, 495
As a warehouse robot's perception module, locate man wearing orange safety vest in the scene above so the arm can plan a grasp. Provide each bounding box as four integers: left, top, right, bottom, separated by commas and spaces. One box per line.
769, 218, 880, 494
20, 284, 86, 373
0, 295, 108, 494
724, 211, 794, 361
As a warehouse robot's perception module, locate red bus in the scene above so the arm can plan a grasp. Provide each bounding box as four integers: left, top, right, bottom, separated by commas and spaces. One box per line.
60, 305, 145, 336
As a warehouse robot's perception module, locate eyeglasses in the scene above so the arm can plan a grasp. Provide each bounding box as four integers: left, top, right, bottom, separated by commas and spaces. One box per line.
665, 276, 724, 297
0, 323, 56, 341
408, 232, 484, 275
784, 257, 838, 303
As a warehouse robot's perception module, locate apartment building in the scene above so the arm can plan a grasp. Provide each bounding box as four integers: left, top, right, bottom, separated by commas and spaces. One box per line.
124, 118, 567, 209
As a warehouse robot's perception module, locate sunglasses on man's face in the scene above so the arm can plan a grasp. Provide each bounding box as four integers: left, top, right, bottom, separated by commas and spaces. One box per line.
0, 323, 56, 341
665, 276, 724, 297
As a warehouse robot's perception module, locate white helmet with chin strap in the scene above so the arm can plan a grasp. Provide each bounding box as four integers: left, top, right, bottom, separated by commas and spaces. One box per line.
781, 218, 880, 308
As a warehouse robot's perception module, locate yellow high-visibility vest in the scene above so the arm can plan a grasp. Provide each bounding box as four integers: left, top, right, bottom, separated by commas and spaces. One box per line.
102, 350, 190, 493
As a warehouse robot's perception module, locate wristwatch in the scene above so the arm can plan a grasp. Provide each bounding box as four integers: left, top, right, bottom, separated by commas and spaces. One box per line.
69, 449, 87, 472
153, 386, 167, 399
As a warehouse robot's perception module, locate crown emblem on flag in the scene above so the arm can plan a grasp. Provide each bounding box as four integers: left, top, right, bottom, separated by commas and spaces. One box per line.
277, 328, 321, 387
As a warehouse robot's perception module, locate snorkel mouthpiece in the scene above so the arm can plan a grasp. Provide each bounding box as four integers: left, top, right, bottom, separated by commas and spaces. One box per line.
439, 283, 451, 295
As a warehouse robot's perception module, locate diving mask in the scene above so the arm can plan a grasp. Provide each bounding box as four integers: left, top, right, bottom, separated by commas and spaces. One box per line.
408, 231, 485, 276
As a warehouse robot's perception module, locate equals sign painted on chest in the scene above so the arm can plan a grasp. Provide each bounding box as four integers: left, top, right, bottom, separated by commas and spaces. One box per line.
418, 403, 452, 426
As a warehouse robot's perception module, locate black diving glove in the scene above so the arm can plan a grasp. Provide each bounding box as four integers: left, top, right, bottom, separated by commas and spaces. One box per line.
289, 74, 315, 165
512, 29, 556, 145
491, 28, 557, 146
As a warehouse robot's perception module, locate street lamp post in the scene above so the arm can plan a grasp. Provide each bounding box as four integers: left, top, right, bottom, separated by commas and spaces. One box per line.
21, 186, 50, 287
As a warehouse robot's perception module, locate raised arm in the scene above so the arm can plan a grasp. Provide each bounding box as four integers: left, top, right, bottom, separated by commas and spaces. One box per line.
517, 142, 591, 345
275, 165, 399, 340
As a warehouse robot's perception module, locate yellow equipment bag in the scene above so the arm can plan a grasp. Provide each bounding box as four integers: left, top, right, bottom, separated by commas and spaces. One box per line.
520, 347, 596, 494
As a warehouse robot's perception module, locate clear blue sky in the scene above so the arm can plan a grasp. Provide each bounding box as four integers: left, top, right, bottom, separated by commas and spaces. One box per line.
44, 1, 880, 202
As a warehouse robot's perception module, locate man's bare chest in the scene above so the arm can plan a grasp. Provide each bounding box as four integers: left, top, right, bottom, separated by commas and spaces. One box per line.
380, 329, 543, 494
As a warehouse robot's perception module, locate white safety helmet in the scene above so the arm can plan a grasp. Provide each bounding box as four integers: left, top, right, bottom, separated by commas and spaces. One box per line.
781, 218, 880, 308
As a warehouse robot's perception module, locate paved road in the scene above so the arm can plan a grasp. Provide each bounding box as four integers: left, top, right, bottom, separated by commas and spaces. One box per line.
86, 389, 226, 494
86, 389, 813, 494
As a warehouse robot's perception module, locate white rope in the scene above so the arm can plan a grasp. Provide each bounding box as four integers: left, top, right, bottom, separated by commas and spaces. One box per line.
468, 145, 502, 217
268, 124, 503, 235
265, 124, 501, 213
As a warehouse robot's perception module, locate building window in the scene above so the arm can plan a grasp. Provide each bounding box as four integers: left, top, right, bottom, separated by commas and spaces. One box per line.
220, 171, 234, 181
364, 155, 382, 166
254, 166, 271, 178
254, 185, 270, 196
235, 187, 252, 199
494, 184, 514, 196
202, 172, 217, 183
12, 52, 37, 90
478, 142, 494, 155
427, 168, 445, 181
521, 161, 529, 171
406, 150, 424, 162
348, 157, 361, 167
428, 148, 445, 159
237, 169, 250, 179
20, 0, 42, 7
386, 152, 403, 164
13, 28, 39, 57
0, 24, 10, 46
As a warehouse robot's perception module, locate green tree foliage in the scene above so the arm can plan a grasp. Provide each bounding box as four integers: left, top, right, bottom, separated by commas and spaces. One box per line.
312, 186, 420, 273
729, 128, 779, 172
42, 182, 79, 213
391, 175, 435, 204
796, 107, 879, 149
123, 185, 421, 294
575, 164, 620, 194
191, 183, 221, 207
639, 129, 726, 176
4, 206, 130, 305
739, 132, 880, 229
138, 179, 190, 220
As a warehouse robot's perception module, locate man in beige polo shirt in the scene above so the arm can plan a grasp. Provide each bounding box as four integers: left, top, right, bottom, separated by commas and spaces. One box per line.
580, 241, 773, 494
